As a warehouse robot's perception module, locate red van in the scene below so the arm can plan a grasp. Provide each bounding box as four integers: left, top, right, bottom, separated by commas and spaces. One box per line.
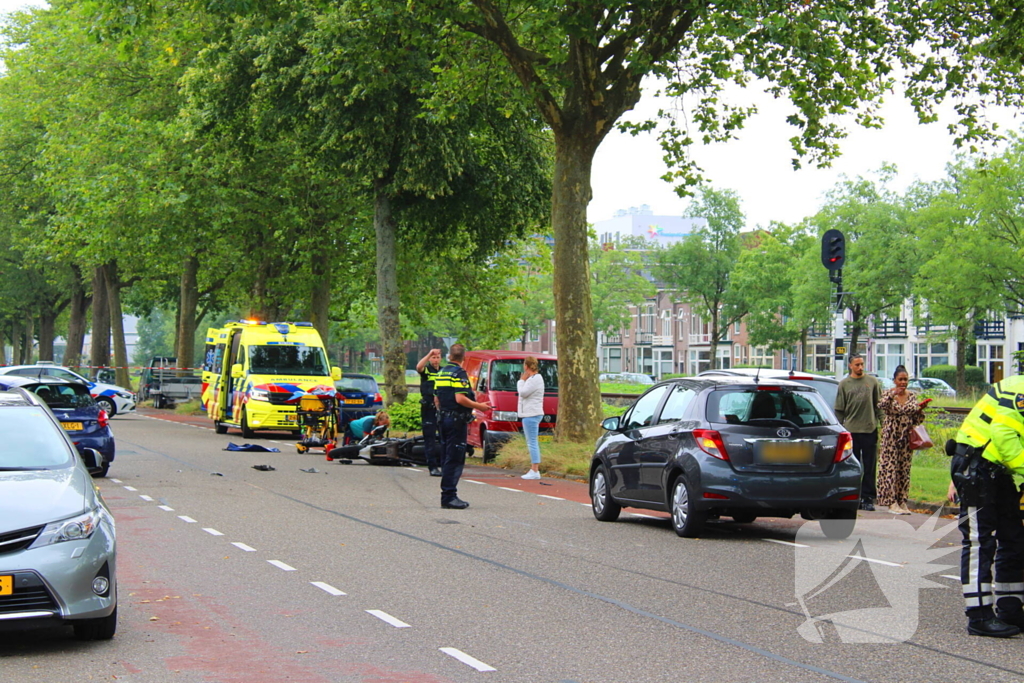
461, 350, 558, 461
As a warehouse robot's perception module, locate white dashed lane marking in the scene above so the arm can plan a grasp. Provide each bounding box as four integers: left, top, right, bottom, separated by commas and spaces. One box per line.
268, 560, 297, 571
848, 554, 903, 568
440, 647, 496, 672
203, 528, 224, 536
366, 610, 411, 628
178, 516, 198, 524
124, 486, 137, 491
311, 581, 346, 596
497, 487, 523, 493
139, 495, 153, 502
940, 575, 961, 581
110, 478, 122, 483
158, 505, 174, 512
763, 539, 810, 548
232, 542, 256, 552
464, 480, 486, 485
538, 495, 565, 501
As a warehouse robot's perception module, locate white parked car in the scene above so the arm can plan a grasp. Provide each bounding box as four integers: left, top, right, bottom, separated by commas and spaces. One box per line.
0, 363, 136, 416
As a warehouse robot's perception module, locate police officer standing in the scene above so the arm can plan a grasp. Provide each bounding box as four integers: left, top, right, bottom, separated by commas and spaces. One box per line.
433, 343, 489, 509
950, 375, 1024, 637
415, 348, 444, 477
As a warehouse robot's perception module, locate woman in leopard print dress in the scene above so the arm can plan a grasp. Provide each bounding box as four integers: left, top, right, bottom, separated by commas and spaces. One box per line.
876, 365, 927, 514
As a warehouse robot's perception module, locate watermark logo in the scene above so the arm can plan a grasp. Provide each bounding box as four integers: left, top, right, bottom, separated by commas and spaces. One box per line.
792, 511, 960, 643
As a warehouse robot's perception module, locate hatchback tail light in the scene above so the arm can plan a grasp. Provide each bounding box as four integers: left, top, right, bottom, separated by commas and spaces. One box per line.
693, 429, 729, 461
374, 393, 382, 404
834, 431, 853, 462
98, 409, 109, 429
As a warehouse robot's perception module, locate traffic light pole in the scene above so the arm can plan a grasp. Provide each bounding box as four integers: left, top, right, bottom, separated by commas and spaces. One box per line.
832, 269, 845, 381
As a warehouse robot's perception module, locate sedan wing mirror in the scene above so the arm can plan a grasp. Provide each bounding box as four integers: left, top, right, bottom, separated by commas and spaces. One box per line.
601, 416, 622, 431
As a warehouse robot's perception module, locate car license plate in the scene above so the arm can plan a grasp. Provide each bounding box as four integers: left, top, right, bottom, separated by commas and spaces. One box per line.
538, 435, 553, 442
758, 441, 814, 464
344, 399, 364, 405
61, 422, 84, 431
0, 576, 11, 596
285, 414, 297, 423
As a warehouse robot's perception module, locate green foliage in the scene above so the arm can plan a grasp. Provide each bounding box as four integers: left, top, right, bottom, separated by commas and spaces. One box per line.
590, 237, 656, 337
385, 399, 422, 432
923, 364, 987, 389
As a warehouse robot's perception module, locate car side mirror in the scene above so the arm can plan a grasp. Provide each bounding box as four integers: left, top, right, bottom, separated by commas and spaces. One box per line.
231, 364, 244, 379
80, 447, 103, 470
331, 366, 342, 381
602, 416, 622, 431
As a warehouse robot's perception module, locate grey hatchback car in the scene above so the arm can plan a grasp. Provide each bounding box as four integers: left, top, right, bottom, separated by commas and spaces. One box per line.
0, 388, 117, 639
591, 376, 862, 538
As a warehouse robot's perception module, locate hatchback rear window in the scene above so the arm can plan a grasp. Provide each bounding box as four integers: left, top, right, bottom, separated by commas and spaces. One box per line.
336, 378, 378, 393
30, 384, 95, 409
707, 388, 836, 427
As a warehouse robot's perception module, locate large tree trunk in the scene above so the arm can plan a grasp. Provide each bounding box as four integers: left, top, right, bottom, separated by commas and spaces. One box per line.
374, 185, 407, 407
21, 317, 35, 364
10, 321, 22, 366
64, 265, 89, 370
551, 133, 602, 441
955, 322, 969, 394
176, 255, 200, 371
309, 255, 331, 346
38, 308, 56, 362
105, 263, 131, 390
90, 266, 111, 374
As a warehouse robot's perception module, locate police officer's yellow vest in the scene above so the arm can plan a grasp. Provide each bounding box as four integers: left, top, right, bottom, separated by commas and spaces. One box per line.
956, 375, 1024, 476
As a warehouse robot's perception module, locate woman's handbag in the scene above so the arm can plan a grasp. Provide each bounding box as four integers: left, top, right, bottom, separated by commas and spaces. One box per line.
909, 424, 934, 450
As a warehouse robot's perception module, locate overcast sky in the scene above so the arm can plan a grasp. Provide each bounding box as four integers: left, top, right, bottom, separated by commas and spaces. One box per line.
4, 0, 1021, 230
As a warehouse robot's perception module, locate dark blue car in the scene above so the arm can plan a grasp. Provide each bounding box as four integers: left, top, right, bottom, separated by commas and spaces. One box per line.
0, 376, 115, 477
334, 373, 383, 421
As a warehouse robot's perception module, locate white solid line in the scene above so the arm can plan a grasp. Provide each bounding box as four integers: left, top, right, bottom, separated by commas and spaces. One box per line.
311, 581, 346, 596
232, 542, 256, 552
629, 513, 660, 519
139, 495, 154, 501
403, 467, 423, 472
203, 528, 224, 536
366, 610, 411, 628
268, 560, 297, 571
110, 478, 122, 483
580, 502, 592, 507
848, 554, 903, 568
497, 487, 523, 493
464, 479, 486, 485
763, 539, 810, 548
940, 574, 961, 581
440, 647, 496, 672
158, 505, 174, 512
538, 495, 565, 500
178, 516, 197, 523
124, 486, 137, 491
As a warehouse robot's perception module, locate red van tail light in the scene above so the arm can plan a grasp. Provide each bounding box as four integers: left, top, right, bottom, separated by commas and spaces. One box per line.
834, 431, 853, 462
98, 409, 109, 429
693, 429, 729, 460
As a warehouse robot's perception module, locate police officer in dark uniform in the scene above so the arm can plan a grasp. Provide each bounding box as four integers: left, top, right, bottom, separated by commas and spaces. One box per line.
433, 343, 489, 509
415, 348, 444, 476
950, 375, 1024, 637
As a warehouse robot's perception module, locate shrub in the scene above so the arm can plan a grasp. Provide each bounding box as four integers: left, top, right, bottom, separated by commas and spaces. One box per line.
922, 364, 987, 390
385, 399, 422, 431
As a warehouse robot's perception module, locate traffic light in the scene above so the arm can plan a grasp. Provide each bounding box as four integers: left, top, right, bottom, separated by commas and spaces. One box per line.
821, 229, 845, 270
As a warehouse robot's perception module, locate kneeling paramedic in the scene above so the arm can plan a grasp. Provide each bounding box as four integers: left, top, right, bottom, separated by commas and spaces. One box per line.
950, 376, 1024, 637
433, 343, 489, 510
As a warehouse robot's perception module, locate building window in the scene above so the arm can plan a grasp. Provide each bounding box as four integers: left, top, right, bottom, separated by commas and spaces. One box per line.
750, 346, 772, 368
602, 347, 622, 373
875, 343, 905, 379
977, 344, 1004, 384
914, 342, 950, 376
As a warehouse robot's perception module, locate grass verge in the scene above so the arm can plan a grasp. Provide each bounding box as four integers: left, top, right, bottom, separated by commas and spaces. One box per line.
173, 400, 205, 416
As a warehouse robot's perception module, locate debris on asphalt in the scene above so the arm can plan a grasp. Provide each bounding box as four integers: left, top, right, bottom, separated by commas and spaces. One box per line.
251, 464, 276, 471
226, 443, 280, 453
211, 472, 224, 476
299, 467, 320, 473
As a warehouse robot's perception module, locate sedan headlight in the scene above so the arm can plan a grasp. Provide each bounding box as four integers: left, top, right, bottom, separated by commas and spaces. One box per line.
249, 388, 270, 401
492, 411, 519, 422
116, 390, 133, 399
29, 508, 105, 548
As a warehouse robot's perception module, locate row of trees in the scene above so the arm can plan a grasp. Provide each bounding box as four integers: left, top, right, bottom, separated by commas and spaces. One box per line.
3, 0, 1024, 439
638, 139, 1024, 395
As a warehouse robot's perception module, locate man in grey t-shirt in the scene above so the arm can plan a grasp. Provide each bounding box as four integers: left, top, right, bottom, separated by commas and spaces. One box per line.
834, 354, 883, 511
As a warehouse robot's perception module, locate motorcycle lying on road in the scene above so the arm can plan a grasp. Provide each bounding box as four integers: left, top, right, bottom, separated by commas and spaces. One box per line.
325, 424, 429, 466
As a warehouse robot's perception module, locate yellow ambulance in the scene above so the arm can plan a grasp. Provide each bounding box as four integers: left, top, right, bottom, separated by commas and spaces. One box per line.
201, 321, 341, 437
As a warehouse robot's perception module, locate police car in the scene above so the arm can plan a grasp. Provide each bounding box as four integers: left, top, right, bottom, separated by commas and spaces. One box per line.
0, 363, 136, 416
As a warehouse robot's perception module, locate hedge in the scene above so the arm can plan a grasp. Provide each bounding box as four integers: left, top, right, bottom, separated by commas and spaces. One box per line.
921, 364, 987, 389
385, 399, 422, 432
